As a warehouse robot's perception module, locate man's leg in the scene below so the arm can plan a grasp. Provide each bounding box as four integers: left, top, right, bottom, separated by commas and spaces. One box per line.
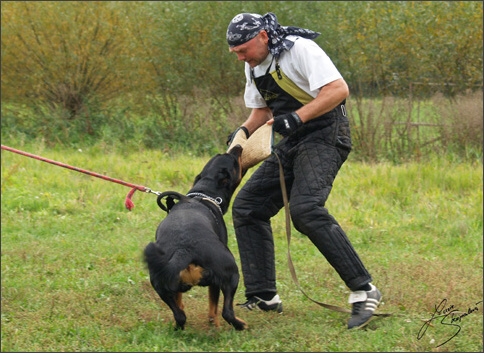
232, 155, 287, 298
289, 140, 372, 290
288, 140, 381, 328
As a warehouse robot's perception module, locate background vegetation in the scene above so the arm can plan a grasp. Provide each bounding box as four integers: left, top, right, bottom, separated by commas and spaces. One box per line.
1, 1, 482, 162
1, 147, 482, 352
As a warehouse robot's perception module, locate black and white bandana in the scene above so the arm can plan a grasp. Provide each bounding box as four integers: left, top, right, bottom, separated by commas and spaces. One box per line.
226, 12, 320, 58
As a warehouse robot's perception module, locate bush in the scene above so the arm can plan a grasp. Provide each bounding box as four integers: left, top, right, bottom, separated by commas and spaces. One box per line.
436, 91, 483, 159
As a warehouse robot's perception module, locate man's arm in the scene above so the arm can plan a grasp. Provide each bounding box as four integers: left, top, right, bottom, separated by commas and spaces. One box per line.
296, 78, 349, 122
241, 107, 273, 135
268, 78, 349, 126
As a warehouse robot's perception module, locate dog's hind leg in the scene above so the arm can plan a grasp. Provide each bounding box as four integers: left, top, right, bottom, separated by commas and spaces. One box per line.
221, 275, 248, 330
208, 285, 221, 327
176, 292, 184, 310
159, 291, 187, 330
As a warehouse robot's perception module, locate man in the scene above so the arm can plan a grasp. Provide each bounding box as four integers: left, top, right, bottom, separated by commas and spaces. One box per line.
226, 12, 382, 329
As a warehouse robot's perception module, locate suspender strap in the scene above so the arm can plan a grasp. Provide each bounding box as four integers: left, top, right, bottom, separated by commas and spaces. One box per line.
271, 62, 314, 105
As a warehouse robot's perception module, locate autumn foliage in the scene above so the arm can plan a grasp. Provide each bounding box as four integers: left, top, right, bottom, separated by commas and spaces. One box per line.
1, 1, 482, 160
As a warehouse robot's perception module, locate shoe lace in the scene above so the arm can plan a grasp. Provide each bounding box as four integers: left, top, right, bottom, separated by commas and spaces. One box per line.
238, 297, 260, 309
351, 300, 365, 315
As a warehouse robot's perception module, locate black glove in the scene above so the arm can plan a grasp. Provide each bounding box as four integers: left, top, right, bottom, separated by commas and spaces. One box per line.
272, 112, 303, 137
226, 126, 249, 146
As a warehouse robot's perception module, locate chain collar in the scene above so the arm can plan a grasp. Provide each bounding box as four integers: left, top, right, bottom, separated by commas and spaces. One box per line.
186, 192, 223, 215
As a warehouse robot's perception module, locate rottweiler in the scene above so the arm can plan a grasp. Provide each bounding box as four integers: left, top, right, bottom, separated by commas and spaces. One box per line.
144, 145, 248, 331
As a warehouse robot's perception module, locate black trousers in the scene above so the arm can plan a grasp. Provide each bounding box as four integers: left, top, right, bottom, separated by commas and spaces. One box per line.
232, 105, 372, 297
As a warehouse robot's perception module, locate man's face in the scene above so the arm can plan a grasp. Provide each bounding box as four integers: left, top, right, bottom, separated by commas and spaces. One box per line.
229, 30, 270, 68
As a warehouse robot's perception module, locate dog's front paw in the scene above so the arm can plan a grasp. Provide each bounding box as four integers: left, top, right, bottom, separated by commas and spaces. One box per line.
232, 317, 248, 331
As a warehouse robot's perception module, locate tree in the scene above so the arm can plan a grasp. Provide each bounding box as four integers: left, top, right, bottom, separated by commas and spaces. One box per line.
1, 1, 132, 120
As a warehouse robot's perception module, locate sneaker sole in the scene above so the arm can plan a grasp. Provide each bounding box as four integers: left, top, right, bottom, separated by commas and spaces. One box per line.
351, 315, 376, 329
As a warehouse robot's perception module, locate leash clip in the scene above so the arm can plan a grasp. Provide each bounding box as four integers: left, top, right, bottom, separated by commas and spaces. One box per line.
145, 188, 162, 196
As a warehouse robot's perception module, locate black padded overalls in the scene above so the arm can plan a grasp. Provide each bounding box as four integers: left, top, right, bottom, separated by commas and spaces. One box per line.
232, 55, 373, 297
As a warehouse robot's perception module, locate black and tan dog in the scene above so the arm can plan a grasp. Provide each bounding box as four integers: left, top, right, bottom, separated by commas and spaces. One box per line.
144, 145, 248, 331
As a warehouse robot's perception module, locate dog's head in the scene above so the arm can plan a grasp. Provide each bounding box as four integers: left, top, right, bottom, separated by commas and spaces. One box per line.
188, 145, 243, 214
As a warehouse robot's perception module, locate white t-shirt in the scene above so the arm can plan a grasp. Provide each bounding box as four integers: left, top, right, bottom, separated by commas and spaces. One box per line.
243, 35, 343, 109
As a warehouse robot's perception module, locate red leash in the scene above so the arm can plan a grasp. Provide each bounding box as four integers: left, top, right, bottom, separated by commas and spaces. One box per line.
1, 144, 161, 210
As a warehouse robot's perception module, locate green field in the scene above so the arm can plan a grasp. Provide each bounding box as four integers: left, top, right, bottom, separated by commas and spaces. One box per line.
1, 144, 482, 352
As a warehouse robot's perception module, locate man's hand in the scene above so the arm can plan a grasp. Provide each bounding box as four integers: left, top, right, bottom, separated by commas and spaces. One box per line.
272, 112, 303, 137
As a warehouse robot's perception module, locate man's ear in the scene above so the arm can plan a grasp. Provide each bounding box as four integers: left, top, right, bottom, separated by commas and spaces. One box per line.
259, 29, 269, 44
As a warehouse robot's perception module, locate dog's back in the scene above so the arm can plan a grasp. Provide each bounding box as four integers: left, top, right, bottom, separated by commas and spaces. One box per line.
143, 145, 247, 331
145, 199, 235, 293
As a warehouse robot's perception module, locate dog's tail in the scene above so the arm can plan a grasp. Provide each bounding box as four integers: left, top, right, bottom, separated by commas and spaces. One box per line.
144, 242, 189, 292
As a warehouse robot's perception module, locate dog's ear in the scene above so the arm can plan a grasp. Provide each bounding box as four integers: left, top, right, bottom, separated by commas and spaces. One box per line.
217, 169, 231, 187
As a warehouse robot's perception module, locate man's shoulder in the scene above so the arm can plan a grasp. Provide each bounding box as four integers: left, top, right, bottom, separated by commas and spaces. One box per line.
287, 35, 323, 51
280, 36, 325, 65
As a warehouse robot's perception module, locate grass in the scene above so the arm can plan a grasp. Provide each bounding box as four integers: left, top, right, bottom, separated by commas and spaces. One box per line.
1, 143, 482, 352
